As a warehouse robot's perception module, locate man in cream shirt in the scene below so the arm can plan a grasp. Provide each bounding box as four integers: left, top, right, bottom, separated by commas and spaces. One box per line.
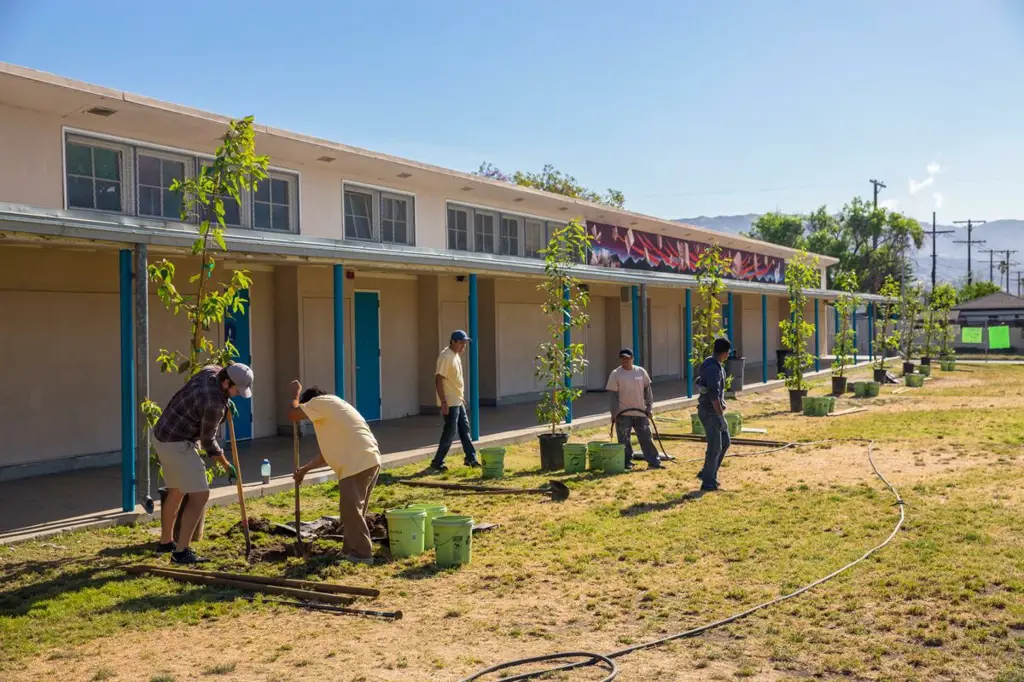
290, 381, 381, 564
606, 348, 663, 470
430, 330, 479, 471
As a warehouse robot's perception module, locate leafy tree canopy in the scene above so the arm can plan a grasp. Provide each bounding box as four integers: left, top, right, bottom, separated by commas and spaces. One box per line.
475, 162, 625, 209
956, 280, 1001, 304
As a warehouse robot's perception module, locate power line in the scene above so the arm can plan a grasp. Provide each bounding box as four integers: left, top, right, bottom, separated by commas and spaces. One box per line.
980, 248, 999, 283
927, 211, 955, 290
952, 219, 987, 285
1000, 250, 1019, 292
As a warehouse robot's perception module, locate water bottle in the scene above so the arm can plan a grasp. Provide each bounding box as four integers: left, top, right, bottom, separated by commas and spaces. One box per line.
260, 459, 271, 485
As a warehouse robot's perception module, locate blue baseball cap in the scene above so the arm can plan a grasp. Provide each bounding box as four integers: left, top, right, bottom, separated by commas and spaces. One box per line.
451, 330, 471, 342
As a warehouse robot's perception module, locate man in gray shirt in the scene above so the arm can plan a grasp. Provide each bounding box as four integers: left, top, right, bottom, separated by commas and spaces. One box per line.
696, 337, 732, 491
606, 349, 663, 470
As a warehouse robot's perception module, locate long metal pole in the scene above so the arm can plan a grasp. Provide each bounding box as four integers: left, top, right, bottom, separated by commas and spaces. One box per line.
119, 249, 136, 513
639, 284, 648, 368
333, 264, 345, 398
684, 289, 693, 398
469, 273, 480, 437
134, 244, 151, 512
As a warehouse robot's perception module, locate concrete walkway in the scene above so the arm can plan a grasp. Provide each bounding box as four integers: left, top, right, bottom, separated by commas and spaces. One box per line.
0, 362, 869, 545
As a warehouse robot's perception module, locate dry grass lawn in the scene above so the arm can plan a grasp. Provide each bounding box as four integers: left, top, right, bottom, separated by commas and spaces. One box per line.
1, 365, 1022, 682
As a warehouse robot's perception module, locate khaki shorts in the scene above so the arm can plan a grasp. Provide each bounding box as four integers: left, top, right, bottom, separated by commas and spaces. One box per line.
153, 440, 210, 494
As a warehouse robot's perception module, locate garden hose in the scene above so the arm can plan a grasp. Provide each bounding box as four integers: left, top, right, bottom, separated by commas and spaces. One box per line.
457, 438, 904, 682
611, 408, 674, 462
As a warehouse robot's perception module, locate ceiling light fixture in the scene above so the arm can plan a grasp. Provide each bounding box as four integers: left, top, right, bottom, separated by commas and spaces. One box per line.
317, 156, 336, 163
397, 172, 412, 179
86, 106, 117, 117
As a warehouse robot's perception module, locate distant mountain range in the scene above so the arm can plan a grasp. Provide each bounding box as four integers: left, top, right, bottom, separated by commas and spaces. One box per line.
675, 215, 1023, 285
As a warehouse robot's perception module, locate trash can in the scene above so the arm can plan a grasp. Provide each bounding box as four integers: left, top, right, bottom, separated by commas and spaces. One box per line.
775, 350, 793, 379
726, 356, 745, 392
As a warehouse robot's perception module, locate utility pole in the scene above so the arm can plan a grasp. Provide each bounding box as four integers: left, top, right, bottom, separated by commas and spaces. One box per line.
870, 179, 886, 251
927, 211, 954, 290
980, 248, 998, 283
953, 219, 987, 285
1001, 251, 1019, 292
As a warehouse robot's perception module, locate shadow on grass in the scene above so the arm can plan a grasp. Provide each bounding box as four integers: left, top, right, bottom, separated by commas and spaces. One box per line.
393, 562, 452, 580
619, 489, 707, 517
94, 586, 237, 615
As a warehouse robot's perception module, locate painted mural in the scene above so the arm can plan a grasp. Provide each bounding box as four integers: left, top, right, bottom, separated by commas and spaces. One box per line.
587, 221, 787, 283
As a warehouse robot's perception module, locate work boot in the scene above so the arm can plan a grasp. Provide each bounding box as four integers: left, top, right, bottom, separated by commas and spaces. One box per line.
155, 541, 176, 554
343, 553, 374, 566
171, 547, 208, 565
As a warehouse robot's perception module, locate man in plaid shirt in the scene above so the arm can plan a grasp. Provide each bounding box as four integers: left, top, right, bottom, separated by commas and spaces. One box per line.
153, 363, 253, 564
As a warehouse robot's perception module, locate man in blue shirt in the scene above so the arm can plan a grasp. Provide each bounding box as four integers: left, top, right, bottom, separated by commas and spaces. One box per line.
696, 338, 732, 491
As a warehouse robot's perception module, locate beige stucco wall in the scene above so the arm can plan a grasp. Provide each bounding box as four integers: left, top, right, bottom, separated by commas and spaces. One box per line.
0, 246, 276, 467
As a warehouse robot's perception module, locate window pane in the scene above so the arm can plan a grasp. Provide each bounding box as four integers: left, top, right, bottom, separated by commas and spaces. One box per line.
382, 219, 394, 243
163, 189, 182, 219
394, 223, 407, 244
254, 179, 271, 202
138, 155, 161, 187
271, 178, 289, 204
254, 202, 271, 229
93, 148, 120, 181
68, 176, 95, 209
223, 197, 241, 226
394, 198, 407, 222
272, 204, 290, 231
381, 197, 394, 220
95, 180, 121, 211
66, 143, 92, 176
163, 159, 185, 185
138, 186, 161, 216
345, 192, 373, 239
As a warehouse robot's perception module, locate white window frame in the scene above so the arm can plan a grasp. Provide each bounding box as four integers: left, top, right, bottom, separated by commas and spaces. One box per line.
498, 214, 522, 256
198, 160, 249, 229
473, 209, 498, 254
61, 127, 301, 234
63, 134, 134, 215
342, 182, 416, 246
252, 171, 299, 233
446, 201, 565, 258
447, 204, 471, 251
135, 148, 193, 221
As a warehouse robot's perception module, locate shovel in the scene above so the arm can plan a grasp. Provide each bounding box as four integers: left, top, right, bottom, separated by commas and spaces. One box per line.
399, 479, 570, 502
292, 422, 312, 558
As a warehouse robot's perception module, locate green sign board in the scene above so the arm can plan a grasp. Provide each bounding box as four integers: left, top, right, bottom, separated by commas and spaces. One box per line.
988, 326, 1011, 350
961, 327, 983, 344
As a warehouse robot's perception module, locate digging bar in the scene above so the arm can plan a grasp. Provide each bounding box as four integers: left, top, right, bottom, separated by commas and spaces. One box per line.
399, 479, 570, 501
128, 566, 357, 605
126, 565, 379, 597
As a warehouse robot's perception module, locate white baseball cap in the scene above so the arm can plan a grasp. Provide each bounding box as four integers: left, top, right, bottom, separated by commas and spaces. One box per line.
225, 363, 253, 398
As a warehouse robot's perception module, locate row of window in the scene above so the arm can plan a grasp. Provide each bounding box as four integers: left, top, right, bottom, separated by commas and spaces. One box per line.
65, 136, 299, 232
65, 136, 569, 260
446, 203, 564, 259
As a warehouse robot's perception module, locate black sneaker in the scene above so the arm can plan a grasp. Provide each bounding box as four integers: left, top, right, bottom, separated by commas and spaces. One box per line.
155, 541, 176, 554
171, 548, 208, 565
429, 463, 448, 473
464, 459, 480, 468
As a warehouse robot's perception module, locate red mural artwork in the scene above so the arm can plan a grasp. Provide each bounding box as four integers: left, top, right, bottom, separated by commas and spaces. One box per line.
587, 222, 787, 284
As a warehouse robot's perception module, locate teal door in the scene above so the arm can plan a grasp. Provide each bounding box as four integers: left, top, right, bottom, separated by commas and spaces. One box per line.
225, 288, 253, 440
354, 291, 381, 421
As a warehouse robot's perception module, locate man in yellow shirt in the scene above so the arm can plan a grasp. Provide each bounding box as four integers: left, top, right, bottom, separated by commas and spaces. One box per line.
289, 381, 382, 564
429, 330, 479, 471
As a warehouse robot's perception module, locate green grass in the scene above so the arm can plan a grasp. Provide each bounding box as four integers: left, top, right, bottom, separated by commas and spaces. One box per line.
1, 365, 1022, 681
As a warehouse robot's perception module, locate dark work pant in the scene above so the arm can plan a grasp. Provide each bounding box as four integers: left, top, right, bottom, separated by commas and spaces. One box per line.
697, 408, 731, 489
432, 405, 477, 466
615, 415, 660, 467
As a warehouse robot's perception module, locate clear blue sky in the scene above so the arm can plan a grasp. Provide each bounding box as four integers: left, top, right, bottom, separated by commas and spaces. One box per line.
2, 0, 1023, 222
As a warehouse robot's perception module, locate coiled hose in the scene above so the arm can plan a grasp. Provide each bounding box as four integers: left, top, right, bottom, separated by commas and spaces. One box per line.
458, 438, 904, 682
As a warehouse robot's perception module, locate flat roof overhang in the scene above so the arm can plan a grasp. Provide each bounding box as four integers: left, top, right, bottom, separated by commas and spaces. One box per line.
0, 204, 883, 302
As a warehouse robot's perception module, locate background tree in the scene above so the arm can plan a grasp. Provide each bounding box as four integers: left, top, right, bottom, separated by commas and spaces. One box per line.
743, 212, 806, 249
831, 271, 862, 380
534, 219, 591, 432
475, 162, 625, 209
957, 279, 1001, 304
779, 252, 820, 392
141, 116, 269, 482
931, 283, 958, 358
690, 244, 731, 378
873, 276, 901, 370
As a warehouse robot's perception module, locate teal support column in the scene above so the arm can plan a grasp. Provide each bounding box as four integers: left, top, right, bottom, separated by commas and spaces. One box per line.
868, 301, 874, 361
333, 264, 345, 399
727, 292, 735, 349
563, 284, 572, 424
119, 249, 136, 513
469, 274, 480, 439
684, 289, 693, 398
761, 294, 768, 384
852, 307, 858, 364
631, 286, 640, 357
814, 299, 821, 371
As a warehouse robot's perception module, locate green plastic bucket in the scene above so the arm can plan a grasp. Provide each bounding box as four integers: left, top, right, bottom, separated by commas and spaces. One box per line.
691, 413, 706, 435
941, 359, 956, 372
826, 396, 836, 414
562, 443, 587, 474
405, 503, 447, 549
906, 374, 924, 388
865, 381, 880, 397
432, 515, 473, 568
853, 381, 867, 398
587, 441, 608, 471
479, 447, 506, 480
385, 508, 426, 558
600, 443, 627, 474
918, 364, 932, 377
802, 396, 830, 417
725, 412, 743, 436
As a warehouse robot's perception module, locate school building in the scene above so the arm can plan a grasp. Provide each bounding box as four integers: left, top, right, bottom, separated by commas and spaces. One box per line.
0, 63, 883, 510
